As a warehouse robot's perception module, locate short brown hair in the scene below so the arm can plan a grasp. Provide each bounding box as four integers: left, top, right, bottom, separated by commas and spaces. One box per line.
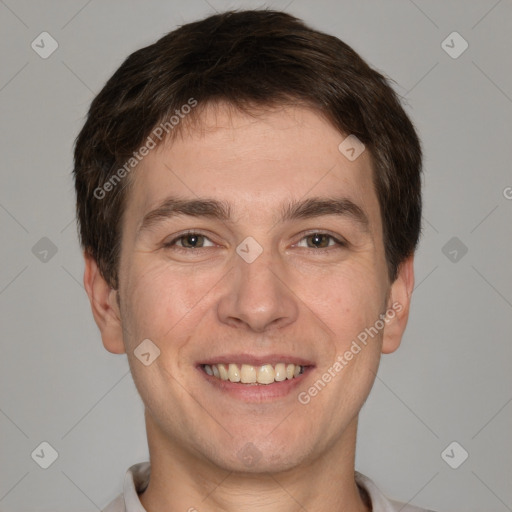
73, 9, 422, 289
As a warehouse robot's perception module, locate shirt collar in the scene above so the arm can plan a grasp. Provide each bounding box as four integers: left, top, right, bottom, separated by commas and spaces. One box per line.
123, 461, 150, 512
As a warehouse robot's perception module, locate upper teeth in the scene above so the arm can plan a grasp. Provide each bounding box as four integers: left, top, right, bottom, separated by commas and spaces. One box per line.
203, 363, 303, 384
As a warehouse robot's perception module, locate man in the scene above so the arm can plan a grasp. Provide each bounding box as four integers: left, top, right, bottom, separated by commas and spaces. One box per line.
74, 9, 433, 512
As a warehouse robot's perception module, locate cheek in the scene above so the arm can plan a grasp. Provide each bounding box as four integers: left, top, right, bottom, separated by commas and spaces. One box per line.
120, 261, 210, 402
121, 257, 226, 346
297, 260, 386, 344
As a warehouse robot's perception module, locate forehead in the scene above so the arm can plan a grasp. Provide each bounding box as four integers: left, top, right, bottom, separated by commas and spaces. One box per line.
125, 104, 381, 233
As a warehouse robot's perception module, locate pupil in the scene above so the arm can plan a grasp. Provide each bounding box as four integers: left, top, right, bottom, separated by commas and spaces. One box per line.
186, 234, 201, 247
311, 234, 325, 248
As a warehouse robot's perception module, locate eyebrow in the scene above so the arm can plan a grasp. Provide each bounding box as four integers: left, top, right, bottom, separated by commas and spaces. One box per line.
137, 198, 231, 235
280, 197, 370, 232
137, 195, 370, 236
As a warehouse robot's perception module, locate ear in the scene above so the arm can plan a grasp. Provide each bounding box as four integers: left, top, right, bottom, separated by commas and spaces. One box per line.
381, 254, 415, 354
83, 252, 126, 354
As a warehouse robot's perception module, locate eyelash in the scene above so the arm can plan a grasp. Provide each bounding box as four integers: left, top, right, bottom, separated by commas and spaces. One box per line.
163, 230, 347, 250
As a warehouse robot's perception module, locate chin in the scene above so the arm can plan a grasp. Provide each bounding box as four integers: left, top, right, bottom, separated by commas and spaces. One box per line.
201, 435, 312, 475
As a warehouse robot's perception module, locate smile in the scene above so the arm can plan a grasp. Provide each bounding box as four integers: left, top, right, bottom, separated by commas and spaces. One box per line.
201, 363, 305, 385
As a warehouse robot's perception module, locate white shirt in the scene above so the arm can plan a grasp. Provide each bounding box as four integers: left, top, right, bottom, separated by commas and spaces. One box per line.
102, 462, 435, 512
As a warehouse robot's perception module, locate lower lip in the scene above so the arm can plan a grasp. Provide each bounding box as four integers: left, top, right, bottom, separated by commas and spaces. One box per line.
197, 366, 313, 402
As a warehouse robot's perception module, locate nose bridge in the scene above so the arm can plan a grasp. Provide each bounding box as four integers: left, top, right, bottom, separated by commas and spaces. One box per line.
217, 243, 298, 332
239, 246, 279, 296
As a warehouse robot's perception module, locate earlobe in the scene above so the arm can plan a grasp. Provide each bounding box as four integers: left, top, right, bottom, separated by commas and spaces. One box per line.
83, 253, 126, 355
381, 254, 415, 354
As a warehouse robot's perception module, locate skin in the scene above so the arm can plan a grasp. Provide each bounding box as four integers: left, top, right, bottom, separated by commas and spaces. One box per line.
84, 104, 415, 512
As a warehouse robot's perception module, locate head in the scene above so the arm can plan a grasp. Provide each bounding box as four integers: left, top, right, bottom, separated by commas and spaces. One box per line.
75, 10, 421, 473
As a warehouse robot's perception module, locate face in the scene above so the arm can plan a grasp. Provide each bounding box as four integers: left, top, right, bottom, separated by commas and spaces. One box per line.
87, 104, 413, 473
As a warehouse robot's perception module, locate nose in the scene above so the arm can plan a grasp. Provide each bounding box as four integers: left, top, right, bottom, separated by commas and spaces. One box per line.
216, 249, 299, 333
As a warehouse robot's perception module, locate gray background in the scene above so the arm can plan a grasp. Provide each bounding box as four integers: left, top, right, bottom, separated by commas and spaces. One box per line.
0, 0, 511, 511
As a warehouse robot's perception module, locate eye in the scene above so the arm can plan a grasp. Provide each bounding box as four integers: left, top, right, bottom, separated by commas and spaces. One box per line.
164, 232, 215, 249
296, 232, 345, 249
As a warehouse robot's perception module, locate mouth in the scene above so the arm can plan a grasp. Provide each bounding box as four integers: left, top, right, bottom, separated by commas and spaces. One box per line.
197, 356, 314, 402
201, 362, 305, 385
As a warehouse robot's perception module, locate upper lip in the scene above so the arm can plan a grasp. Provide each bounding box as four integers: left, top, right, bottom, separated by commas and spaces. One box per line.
198, 354, 315, 367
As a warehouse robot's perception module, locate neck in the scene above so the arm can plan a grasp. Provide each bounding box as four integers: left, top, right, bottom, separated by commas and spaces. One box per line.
139, 411, 369, 512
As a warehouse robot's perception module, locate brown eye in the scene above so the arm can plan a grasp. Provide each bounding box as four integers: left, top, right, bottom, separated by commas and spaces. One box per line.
164, 232, 215, 249
307, 233, 330, 248
179, 234, 206, 248
295, 232, 346, 250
